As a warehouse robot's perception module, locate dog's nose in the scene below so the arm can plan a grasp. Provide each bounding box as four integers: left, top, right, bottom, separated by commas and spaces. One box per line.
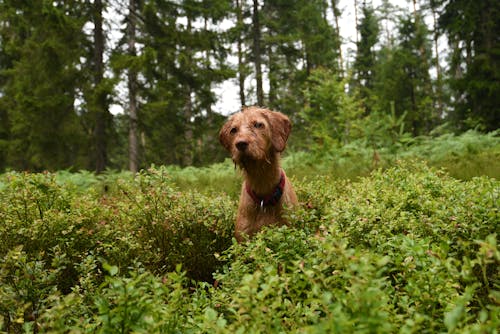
235, 141, 248, 151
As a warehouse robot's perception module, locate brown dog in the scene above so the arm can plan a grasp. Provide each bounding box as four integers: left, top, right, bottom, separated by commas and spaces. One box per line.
219, 106, 298, 242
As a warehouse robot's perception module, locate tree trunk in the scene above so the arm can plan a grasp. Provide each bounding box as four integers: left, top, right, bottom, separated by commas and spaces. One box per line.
128, 0, 139, 173
331, 0, 344, 75
93, 0, 107, 173
431, 3, 442, 118
412, 0, 418, 22
183, 15, 193, 166
267, 30, 277, 107
204, 16, 213, 118
236, 0, 246, 106
354, 0, 359, 46
252, 0, 264, 106
183, 88, 193, 166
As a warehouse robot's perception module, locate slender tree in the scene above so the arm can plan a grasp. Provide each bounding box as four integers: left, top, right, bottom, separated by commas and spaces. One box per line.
378, 0, 397, 46
243, 0, 341, 117
439, 0, 500, 131
90, 0, 111, 173
0, 1, 88, 171
354, 0, 360, 45
426, 0, 444, 118
298, 0, 340, 74
125, 0, 231, 166
182, 12, 194, 166
394, 12, 433, 134
235, 0, 247, 106
370, 4, 436, 136
128, 0, 139, 173
252, 0, 264, 105
353, 1, 380, 114
331, 0, 344, 75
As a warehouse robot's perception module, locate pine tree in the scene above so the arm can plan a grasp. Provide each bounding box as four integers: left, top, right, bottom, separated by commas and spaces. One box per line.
88, 0, 113, 173
234, 0, 249, 106
114, 0, 232, 167
353, 1, 380, 114
426, 0, 444, 118
127, 0, 139, 173
259, 0, 341, 114
392, 12, 433, 134
331, 0, 344, 75
0, 0, 88, 171
297, 0, 339, 75
252, 0, 264, 105
377, 0, 397, 46
439, 0, 500, 131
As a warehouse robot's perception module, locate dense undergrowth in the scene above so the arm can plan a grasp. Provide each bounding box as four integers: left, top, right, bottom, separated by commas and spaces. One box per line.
159, 130, 500, 197
0, 132, 499, 333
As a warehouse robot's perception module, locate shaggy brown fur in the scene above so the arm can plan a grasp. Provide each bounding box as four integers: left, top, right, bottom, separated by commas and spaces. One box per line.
219, 106, 298, 242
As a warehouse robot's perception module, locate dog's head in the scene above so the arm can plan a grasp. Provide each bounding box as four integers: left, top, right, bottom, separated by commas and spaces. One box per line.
219, 106, 292, 165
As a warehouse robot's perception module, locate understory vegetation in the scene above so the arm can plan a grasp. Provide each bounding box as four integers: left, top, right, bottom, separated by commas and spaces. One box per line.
0, 133, 499, 333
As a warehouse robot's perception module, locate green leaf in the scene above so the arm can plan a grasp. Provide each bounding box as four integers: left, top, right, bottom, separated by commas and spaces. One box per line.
102, 262, 119, 276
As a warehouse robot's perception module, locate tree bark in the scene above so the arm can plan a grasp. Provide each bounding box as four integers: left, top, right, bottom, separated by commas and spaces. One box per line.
183, 15, 194, 166
331, 0, 344, 75
236, 0, 246, 106
252, 0, 264, 106
267, 29, 277, 107
431, 2, 442, 117
93, 0, 108, 173
128, 0, 139, 173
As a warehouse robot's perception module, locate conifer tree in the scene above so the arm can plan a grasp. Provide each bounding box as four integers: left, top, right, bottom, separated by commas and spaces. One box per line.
392, 12, 433, 134
331, 0, 344, 75
128, 0, 139, 173
0, 1, 88, 171
114, 0, 232, 167
88, 0, 112, 173
260, 0, 341, 114
439, 0, 500, 131
353, 1, 380, 114
233, 0, 249, 106
252, 0, 264, 106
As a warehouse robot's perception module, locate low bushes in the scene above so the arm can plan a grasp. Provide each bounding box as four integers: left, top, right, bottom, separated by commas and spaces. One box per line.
0, 162, 498, 333
0, 168, 234, 332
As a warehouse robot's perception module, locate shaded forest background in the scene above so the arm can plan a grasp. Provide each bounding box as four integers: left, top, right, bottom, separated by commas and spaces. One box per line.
0, 0, 498, 173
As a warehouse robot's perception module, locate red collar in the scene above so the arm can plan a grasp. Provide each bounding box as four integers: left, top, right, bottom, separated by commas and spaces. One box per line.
245, 170, 286, 208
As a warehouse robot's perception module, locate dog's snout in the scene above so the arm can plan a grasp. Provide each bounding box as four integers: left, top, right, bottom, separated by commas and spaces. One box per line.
235, 141, 249, 151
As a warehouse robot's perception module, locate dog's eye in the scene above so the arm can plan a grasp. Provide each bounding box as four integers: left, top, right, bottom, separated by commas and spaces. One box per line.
230, 127, 237, 134
254, 122, 264, 129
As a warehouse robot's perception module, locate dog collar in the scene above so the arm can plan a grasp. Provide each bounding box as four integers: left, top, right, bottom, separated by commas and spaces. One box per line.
246, 170, 286, 208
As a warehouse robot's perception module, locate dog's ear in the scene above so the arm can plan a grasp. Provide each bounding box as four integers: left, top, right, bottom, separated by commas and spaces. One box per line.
219, 118, 233, 151
266, 111, 291, 152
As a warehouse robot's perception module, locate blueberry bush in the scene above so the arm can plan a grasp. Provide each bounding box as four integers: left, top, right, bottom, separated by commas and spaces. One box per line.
0, 159, 498, 332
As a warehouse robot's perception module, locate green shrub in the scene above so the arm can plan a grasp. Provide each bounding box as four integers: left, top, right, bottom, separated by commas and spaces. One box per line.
0, 247, 61, 333
40, 263, 198, 333
114, 167, 235, 281
0, 161, 498, 333
203, 162, 499, 333
0, 168, 235, 331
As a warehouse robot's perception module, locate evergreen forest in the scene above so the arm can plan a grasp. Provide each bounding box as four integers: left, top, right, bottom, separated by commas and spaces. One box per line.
0, 1, 499, 332
0, 0, 498, 172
